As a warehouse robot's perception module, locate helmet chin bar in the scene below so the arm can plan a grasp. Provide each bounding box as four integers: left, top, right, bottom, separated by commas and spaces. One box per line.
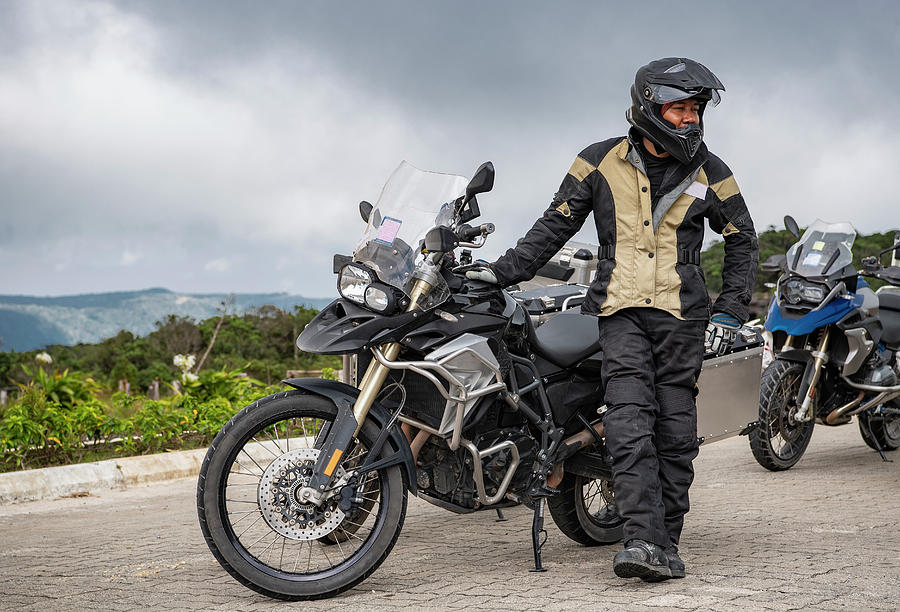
629, 106, 705, 164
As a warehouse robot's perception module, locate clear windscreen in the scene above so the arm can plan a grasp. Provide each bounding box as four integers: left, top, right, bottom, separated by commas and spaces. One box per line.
785, 219, 856, 277
353, 161, 468, 305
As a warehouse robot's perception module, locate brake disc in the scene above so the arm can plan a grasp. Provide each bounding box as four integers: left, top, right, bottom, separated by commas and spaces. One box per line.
257, 448, 346, 541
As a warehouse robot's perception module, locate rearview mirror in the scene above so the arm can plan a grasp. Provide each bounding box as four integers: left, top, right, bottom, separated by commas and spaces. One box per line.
359, 200, 373, 223
464, 161, 495, 204
784, 215, 801, 239
760, 253, 787, 273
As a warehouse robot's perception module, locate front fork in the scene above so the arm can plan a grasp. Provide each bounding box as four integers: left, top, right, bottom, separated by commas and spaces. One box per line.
793, 327, 831, 422
305, 276, 433, 495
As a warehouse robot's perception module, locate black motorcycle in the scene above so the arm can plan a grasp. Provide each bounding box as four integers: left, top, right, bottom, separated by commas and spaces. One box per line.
197, 161, 760, 600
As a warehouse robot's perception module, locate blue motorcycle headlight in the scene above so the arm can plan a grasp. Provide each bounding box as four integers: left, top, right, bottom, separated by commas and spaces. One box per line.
781, 279, 803, 305
799, 284, 826, 303
780, 278, 827, 306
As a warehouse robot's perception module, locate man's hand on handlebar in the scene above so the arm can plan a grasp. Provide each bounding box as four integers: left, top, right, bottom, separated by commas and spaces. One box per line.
465, 264, 499, 284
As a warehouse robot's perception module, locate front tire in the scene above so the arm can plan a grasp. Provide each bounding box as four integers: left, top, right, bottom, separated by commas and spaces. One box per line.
858, 410, 900, 451
547, 473, 624, 546
749, 360, 815, 471
197, 390, 407, 600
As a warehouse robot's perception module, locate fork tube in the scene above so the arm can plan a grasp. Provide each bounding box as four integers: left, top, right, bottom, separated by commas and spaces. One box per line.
797, 328, 831, 421
351, 277, 433, 435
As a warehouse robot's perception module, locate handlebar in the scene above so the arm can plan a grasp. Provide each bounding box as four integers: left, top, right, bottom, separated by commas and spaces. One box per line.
859, 257, 900, 285
457, 223, 495, 241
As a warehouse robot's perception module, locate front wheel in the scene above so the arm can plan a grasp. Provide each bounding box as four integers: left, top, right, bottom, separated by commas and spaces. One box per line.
858, 410, 900, 451
749, 359, 815, 471
197, 390, 407, 601
547, 473, 624, 546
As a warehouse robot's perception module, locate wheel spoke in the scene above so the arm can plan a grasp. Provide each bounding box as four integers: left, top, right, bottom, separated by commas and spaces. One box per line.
251, 435, 283, 460
236, 513, 265, 538
239, 449, 266, 474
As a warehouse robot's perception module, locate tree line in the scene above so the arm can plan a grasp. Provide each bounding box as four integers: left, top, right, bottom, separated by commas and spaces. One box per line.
0, 304, 338, 392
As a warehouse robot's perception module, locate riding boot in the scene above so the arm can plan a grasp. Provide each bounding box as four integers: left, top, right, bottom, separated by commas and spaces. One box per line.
613, 539, 672, 582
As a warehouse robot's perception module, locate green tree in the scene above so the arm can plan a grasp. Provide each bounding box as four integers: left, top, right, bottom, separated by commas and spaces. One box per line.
109, 357, 139, 388
149, 315, 203, 357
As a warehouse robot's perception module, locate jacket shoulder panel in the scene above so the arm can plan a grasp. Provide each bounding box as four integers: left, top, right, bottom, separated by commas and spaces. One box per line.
566, 137, 626, 184
576, 137, 626, 166
703, 151, 741, 201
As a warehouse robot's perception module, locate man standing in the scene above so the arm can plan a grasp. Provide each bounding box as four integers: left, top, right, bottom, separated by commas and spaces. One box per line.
468, 58, 758, 581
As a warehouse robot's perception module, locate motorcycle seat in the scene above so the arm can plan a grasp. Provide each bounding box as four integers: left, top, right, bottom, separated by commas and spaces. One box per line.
531, 309, 603, 368
876, 287, 900, 347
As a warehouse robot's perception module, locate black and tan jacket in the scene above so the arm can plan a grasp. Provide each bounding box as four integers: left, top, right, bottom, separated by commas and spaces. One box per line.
492, 132, 758, 322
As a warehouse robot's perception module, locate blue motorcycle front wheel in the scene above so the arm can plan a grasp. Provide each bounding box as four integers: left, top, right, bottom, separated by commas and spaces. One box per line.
750, 360, 815, 471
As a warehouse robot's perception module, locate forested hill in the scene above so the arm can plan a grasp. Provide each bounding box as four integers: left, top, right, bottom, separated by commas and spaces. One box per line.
0, 288, 333, 352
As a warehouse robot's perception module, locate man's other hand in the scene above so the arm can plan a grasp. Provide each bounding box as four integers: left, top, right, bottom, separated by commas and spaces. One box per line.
705, 312, 741, 355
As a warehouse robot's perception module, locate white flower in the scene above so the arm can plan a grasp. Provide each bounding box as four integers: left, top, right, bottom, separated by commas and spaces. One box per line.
35, 352, 53, 364
173, 354, 197, 371
183, 372, 199, 382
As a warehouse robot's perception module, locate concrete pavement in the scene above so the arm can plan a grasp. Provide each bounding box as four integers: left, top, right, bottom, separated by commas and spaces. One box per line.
1, 423, 898, 611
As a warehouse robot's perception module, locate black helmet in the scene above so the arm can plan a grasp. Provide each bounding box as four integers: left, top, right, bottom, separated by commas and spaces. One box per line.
626, 57, 725, 164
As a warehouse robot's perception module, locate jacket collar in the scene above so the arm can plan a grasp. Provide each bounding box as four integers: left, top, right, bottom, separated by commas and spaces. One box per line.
623, 128, 708, 176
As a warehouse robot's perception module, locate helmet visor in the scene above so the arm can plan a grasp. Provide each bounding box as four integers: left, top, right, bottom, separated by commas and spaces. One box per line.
648, 84, 721, 107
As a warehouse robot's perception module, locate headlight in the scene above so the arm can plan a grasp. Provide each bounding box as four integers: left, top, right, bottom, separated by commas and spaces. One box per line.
799, 284, 826, 303
780, 278, 827, 305
364, 285, 392, 313
337, 263, 375, 304
337, 263, 406, 314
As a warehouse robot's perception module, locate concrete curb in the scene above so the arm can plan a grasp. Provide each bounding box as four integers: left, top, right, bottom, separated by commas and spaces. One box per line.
0, 448, 209, 504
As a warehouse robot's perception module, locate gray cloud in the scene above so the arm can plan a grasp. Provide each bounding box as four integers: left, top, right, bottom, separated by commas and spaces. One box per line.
2, 0, 899, 298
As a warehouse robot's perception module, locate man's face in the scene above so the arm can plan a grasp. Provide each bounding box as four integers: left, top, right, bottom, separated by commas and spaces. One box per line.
661, 98, 701, 129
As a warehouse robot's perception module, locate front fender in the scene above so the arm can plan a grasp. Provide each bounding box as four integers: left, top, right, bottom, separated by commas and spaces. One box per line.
282, 377, 417, 495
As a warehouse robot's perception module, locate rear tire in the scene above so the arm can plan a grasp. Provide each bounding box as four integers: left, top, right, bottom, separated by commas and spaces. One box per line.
547, 473, 624, 546
858, 411, 900, 451
749, 360, 815, 471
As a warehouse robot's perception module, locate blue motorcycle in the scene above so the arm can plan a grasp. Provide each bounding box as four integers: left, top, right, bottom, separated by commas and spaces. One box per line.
750, 217, 900, 470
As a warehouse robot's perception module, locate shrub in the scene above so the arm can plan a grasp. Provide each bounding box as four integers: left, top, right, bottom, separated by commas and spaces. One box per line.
20, 365, 101, 409
179, 366, 266, 405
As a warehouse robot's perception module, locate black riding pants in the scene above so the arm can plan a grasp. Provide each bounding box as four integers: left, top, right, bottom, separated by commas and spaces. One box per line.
598, 308, 705, 549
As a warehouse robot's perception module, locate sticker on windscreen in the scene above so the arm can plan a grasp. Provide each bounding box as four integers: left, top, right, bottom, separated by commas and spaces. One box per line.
802, 252, 822, 267
374, 217, 402, 246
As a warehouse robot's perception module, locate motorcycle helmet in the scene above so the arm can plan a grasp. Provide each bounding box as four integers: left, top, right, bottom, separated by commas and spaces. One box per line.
626, 57, 725, 164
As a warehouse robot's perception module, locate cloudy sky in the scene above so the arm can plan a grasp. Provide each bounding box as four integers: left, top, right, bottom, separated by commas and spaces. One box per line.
2, 0, 899, 299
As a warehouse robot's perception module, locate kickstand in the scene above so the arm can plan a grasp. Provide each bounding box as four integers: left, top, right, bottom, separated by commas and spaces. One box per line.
865, 417, 893, 463
495, 509, 507, 522
529, 499, 548, 572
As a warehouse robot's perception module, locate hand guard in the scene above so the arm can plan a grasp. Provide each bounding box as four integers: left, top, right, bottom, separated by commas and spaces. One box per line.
465, 266, 499, 285
705, 312, 741, 356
